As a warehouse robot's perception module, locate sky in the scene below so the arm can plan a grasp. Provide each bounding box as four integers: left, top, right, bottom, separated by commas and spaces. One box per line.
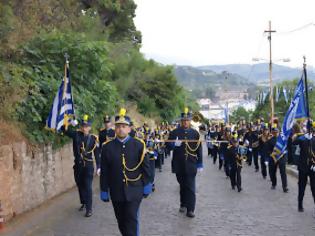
134, 0, 315, 68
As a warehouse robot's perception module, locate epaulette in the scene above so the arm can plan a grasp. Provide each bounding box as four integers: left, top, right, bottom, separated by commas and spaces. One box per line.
92, 134, 99, 142
134, 136, 146, 147
102, 139, 114, 147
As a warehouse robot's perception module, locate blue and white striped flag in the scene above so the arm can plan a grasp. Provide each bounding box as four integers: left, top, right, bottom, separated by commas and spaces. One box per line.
271, 77, 306, 162
46, 63, 75, 132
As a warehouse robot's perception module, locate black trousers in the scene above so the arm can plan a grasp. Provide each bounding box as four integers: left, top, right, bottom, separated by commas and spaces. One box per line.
269, 157, 287, 189
246, 150, 252, 166
212, 147, 218, 164
112, 200, 141, 236
298, 170, 315, 205
73, 163, 94, 211
253, 149, 259, 170
260, 153, 267, 178
176, 174, 196, 212
155, 153, 164, 169
219, 152, 224, 170
149, 159, 155, 184
230, 166, 242, 190
207, 147, 212, 156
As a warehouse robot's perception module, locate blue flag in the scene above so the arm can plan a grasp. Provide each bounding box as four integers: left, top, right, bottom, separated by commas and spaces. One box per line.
224, 106, 229, 124
295, 80, 307, 120
283, 87, 288, 103
271, 77, 305, 161
46, 63, 75, 132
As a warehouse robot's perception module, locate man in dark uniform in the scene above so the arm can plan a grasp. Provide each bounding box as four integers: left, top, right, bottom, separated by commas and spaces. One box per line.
63, 115, 100, 217
167, 108, 203, 218
100, 109, 152, 236
259, 125, 271, 179
99, 115, 116, 145
292, 124, 315, 214
267, 127, 289, 192
226, 138, 243, 192
244, 125, 254, 166
251, 125, 260, 172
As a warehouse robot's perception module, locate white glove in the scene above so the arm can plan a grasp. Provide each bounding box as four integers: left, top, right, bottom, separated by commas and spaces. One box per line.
97, 168, 101, 176
198, 167, 204, 172
70, 119, 79, 126
264, 161, 269, 166
245, 139, 249, 146
304, 133, 312, 140
155, 138, 160, 143
174, 137, 182, 147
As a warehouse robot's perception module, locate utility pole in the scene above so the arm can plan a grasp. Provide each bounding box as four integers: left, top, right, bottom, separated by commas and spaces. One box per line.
264, 21, 276, 128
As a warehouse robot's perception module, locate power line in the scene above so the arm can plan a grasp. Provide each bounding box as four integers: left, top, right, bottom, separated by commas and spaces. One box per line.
276, 22, 315, 35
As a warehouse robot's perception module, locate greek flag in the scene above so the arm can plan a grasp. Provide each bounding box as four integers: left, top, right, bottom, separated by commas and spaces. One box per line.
271, 77, 305, 161
46, 63, 75, 132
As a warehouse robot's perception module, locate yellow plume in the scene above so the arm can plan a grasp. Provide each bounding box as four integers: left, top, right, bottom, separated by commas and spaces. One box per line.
119, 108, 127, 117
265, 123, 269, 128
184, 107, 189, 114
272, 123, 277, 128
312, 122, 315, 128
83, 114, 89, 121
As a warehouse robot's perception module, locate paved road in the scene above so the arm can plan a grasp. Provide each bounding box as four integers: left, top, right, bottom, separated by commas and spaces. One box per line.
3, 145, 315, 236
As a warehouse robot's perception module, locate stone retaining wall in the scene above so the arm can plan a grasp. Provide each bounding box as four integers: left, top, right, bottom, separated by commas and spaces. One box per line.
0, 142, 75, 221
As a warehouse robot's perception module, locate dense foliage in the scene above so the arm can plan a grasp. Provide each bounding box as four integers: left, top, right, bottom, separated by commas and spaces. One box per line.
0, 1, 196, 146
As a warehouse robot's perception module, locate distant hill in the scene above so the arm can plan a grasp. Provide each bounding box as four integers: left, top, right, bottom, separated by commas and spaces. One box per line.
197, 63, 315, 84
174, 65, 253, 88
174, 65, 256, 100
173, 63, 315, 100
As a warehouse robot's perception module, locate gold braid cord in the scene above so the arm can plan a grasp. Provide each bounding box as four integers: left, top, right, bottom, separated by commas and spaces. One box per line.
121, 137, 146, 185
81, 135, 97, 163
185, 139, 201, 157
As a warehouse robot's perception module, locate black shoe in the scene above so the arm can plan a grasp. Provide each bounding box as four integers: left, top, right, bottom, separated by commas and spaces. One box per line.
179, 206, 186, 213
283, 188, 289, 193
255, 169, 259, 172
298, 206, 304, 212
186, 211, 195, 218
78, 204, 85, 211
232, 186, 235, 190
238, 188, 242, 192
159, 168, 162, 172
263, 176, 266, 179
271, 185, 276, 190
85, 210, 93, 217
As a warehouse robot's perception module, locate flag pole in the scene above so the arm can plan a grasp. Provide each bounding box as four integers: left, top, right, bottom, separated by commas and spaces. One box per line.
303, 56, 311, 134
63, 53, 70, 129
